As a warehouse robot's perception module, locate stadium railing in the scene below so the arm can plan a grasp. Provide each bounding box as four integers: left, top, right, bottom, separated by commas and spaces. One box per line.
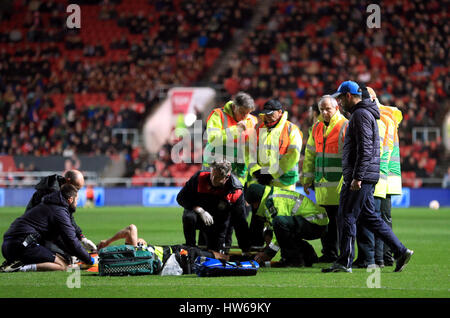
0, 171, 189, 188
0, 172, 444, 188
0, 171, 99, 187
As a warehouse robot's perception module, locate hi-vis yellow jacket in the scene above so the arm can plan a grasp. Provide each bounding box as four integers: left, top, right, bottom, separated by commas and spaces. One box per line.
379, 104, 403, 195
203, 101, 257, 186
247, 111, 302, 190
256, 185, 328, 255
302, 111, 348, 205
374, 112, 395, 198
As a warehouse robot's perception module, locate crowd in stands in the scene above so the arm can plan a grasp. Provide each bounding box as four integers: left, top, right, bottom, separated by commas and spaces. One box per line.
0, 92, 139, 158
131, 143, 202, 187
0, 0, 254, 183
0, 0, 448, 187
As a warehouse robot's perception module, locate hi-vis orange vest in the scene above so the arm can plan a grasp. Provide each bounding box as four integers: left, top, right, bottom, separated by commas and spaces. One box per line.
207, 107, 257, 142
302, 111, 348, 205
374, 113, 395, 198
255, 121, 292, 155
203, 101, 257, 185
248, 111, 302, 189
379, 105, 403, 195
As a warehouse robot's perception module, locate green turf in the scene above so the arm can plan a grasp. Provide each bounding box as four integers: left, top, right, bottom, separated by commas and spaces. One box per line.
0, 206, 449, 298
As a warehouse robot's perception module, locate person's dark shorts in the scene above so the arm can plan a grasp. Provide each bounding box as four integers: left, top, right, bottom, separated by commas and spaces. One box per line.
2, 239, 56, 265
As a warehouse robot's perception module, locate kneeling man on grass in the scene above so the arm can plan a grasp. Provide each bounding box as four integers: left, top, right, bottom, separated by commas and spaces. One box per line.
0, 184, 97, 272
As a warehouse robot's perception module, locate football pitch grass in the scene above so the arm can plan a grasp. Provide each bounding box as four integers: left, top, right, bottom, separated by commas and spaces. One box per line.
0, 206, 448, 299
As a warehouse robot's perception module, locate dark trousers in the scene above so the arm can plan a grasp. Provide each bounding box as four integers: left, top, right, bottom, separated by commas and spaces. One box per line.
234, 203, 255, 246
182, 209, 212, 248
182, 209, 237, 251
249, 213, 266, 247
381, 194, 395, 264
320, 205, 339, 259
2, 238, 55, 265
336, 182, 407, 268
356, 197, 384, 265
272, 215, 325, 264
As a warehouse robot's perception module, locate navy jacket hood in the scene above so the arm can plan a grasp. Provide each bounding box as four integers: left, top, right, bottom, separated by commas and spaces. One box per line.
42, 191, 70, 208
35, 174, 65, 192
351, 98, 380, 120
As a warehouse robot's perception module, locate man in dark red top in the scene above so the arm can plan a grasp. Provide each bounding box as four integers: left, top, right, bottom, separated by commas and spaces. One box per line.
177, 160, 251, 254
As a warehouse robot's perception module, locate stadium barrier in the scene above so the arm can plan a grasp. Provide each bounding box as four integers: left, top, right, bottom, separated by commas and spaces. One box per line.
0, 187, 449, 208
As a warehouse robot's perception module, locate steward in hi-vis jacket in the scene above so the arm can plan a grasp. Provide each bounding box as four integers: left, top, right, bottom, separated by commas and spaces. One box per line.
247, 99, 302, 191
302, 95, 348, 262
245, 184, 328, 267
203, 92, 257, 186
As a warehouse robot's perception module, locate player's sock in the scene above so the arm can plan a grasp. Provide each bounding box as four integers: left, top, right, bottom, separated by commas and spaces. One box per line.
19, 264, 37, 272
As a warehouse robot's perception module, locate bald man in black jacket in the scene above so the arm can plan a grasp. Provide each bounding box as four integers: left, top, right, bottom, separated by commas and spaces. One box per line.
26, 170, 84, 237
1, 184, 96, 272
25, 170, 97, 257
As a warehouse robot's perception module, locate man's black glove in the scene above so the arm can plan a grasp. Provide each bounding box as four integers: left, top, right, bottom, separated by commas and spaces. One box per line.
254, 170, 273, 185
253, 169, 262, 181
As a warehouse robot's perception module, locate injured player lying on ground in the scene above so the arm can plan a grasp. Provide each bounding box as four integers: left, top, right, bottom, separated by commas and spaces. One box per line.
75, 224, 257, 274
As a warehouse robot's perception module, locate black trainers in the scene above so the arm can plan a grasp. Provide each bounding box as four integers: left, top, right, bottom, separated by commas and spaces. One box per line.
0, 260, 23, 273
394, 249, 414, 272
0, 260, 8, 272
352, 260, 367, 268
384, 260, 394, 267
321, 263, 352, 273
318, 255, 337, 263
376, 261, 385, 268
352, 262, 378, 269
384, 251, 395, 266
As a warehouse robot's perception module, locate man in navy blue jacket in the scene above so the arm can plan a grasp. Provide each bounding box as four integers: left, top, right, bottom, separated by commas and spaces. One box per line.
25, 170, 97, 254
1, 184, 96, 272
322, 81, 413, 273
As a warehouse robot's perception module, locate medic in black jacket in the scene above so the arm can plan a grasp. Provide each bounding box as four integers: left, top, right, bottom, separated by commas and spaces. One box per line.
25, 170, 97, 255
26, 171, 84, 238
1, 184, 96, 272
177, 161, 251, 254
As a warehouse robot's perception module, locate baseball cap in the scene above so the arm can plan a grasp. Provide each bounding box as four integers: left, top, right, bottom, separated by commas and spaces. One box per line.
261, 99, 283, 114
331, 81, 362, 98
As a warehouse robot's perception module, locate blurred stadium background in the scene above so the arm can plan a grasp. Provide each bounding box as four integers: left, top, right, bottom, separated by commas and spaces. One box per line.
0, 0, 448, 207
